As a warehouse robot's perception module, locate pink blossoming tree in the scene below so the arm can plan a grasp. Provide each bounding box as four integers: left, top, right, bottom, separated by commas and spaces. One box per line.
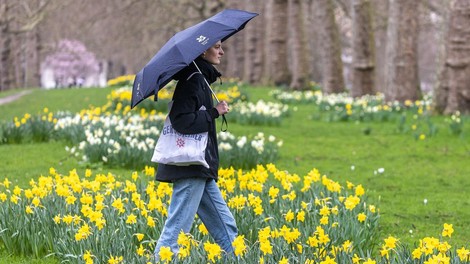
43, 39, 99, 87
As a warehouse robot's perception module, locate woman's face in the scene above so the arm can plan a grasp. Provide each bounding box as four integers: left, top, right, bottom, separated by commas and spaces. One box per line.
203, 41, 224, 65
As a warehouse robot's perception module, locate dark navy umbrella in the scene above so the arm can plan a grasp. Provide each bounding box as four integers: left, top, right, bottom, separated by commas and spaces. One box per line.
131, 9, 258, 108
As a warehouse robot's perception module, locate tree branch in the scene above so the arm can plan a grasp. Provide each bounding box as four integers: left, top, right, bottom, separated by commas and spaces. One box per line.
334, 0, 350, 18
9, 0, 55, 34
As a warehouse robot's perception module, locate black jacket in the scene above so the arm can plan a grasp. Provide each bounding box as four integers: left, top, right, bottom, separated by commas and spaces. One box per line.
155, 57, 221, 182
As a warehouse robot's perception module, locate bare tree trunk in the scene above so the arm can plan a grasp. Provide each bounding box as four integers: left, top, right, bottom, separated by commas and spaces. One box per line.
224, 35, 244, 79
33, 28, 42, 87
307, 0, 322, 83
384, 0, 421, 102
372, 0, 389, 94
288, 0, 310, 90
261, 0, 274, 85
436, 0, 470, 114
314, 0, 345, 93
270, 0, 290, 86
221, 0, 242, 79
16, 36, 25, 88
242, 0, 255, 83
0, 1, 13, 91
351, 0, 375, 97
0, 0, 57, 90
433, 1, 453, 113
435, 65, 449, 113
243, 0, 264, 84
252, 1, 265, 84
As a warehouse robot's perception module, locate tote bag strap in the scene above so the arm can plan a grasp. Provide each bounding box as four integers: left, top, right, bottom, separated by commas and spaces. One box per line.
193, 61, 228, 132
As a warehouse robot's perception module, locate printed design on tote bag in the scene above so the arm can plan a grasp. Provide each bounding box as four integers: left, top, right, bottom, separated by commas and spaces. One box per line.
176, 137, 185, 148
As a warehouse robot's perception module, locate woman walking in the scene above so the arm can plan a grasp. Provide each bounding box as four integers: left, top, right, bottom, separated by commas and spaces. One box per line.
154, 40, 238, 260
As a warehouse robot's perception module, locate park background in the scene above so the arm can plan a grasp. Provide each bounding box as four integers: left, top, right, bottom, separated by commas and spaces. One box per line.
0, 0, 469, 263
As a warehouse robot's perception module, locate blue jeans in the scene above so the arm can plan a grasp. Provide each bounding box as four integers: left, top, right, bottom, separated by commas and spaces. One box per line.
154, 177, 238, 258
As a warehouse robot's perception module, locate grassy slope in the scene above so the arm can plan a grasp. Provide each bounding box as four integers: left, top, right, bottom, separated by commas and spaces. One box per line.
0, 86, 469, 262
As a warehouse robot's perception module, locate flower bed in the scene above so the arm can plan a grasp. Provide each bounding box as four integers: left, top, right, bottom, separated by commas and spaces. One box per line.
0, 165, 466, 263
0, 109, 282, 170
271, 89, 467, 138
0, 83, 283, 169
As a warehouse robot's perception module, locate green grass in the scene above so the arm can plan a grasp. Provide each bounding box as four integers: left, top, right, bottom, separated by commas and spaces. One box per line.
0, 252, 57, 264
0, 87, 114, 121
1, 86, 469, 262
0, 89, 33, 99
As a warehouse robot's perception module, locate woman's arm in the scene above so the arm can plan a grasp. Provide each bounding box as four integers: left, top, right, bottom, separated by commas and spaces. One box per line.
169, 75, 217, 134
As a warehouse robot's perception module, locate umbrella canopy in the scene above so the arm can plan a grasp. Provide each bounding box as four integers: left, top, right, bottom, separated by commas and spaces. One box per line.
131, 9, 258, 108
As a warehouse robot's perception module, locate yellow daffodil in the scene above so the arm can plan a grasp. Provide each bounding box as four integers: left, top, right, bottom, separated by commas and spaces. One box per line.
125, 213, 137, 224
352, 254, 361, 264
380, 245, 389, 258
320, 216, 329, 225
136, 244, 145, 256
198, 223, 208, 235
254, 205, 263, 215
0, 192, 7, 202
75, 224, 91, 241
355, 184, 365, 196
319, 206, 330, 216
10, 195, 19, 204
107, 255, 123, 264
232, 235, 247, 257
412, 247, 422, 259
357, 213, 367, 223
83, 250, 93, 264
25, 206, 33, 214
384, 236, 398, 249
32, 196, 41, 207
111, 198, 125, 214
260, 239, 273, 255
363, 258, 376, 264
320, 256, 336, 264
442, 223, 454, 238
204, 241, 222, 263
285, 210, 294, 222
95, 218, 106, 230
344, 195, 360, 210
342, 240, 353, 252
457, 247, 470, 262
65, 195, 77, 205
297, 211, 305, 222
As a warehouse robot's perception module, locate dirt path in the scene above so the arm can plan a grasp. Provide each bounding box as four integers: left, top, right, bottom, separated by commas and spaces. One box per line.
0, 90, 32, 105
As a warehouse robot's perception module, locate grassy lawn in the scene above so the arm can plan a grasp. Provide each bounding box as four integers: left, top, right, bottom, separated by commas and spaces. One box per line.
0, 89, 33, 99
0, 86, 469, 262
0, 87, 115, 121
0, 252, 57, 264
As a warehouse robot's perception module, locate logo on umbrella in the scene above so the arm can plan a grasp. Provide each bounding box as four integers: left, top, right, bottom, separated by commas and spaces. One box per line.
196, 35, 209, 45
176, 137, 185, 148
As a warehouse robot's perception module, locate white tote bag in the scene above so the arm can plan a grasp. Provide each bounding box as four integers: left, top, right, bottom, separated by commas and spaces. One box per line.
151, 102, 209, 168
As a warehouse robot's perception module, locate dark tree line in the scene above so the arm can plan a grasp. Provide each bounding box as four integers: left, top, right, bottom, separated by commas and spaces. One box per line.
0, 0, 469, 113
